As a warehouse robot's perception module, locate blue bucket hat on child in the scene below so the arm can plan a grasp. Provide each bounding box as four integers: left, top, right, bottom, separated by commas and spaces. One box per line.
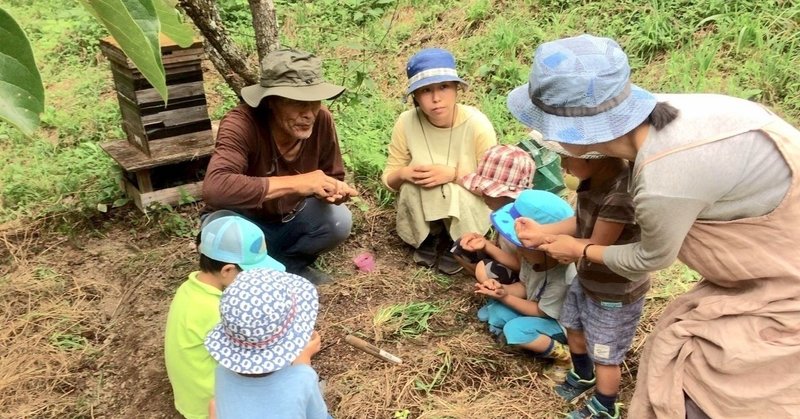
507, 34, 657, 145
491, 189, 574, 247
199, 215, 285, 271
204, 269, 318, 374
406, 48, 468, 96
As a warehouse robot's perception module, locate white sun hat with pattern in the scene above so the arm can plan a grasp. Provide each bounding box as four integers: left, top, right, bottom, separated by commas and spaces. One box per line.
204, 268, 318, 374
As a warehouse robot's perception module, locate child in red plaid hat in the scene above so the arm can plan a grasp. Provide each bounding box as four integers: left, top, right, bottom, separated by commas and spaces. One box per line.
454, 145, 536, 283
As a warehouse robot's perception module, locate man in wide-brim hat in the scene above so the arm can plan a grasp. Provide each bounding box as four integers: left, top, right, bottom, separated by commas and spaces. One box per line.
203, 49, 358, 285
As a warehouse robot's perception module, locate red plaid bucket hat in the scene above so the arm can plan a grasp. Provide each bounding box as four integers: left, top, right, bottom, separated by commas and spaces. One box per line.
462, 145, 536, 199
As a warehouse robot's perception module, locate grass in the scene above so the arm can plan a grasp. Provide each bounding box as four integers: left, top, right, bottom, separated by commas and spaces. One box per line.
1, 0, 799, 417
2, 0, 798, 222
373, 301, 443, 339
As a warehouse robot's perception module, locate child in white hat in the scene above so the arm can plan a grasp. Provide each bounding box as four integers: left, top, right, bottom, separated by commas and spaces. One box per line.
164, 213, 284, 419
205, 269, 327, 419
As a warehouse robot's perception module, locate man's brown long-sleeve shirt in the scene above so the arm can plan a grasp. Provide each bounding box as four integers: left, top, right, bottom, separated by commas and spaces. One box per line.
202, 104, 345, 223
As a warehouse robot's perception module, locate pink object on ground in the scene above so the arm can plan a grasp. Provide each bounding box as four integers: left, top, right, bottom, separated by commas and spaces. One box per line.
353, 252, 376, 273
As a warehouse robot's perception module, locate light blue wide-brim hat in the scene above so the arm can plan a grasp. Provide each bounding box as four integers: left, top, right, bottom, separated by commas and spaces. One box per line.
490, 189, 574, 247
204, 268, 318, 374
406, 48, 468, 96
507, 34, 657, 145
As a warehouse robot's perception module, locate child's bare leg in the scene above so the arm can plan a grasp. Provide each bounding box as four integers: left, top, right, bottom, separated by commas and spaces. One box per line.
566, 328, 594, 380
517, 335, 552, 353
566, 328, 587, 354
452, 254, 477, 276
595, 363, 621, 397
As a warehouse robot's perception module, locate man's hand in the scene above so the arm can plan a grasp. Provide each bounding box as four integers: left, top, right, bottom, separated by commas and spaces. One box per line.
538, 235, 582, 264
474, 280, 507, 299
460, 232, 487, 252
293, 330, 321, 366
296, 170, 358, 203
322, 179, 359, 204
515, 217, 549, 248
409, 164, 456, 188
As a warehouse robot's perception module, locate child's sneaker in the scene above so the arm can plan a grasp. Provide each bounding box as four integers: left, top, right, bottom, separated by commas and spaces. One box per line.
555, 369, 596, 402
567, 395, 621, 419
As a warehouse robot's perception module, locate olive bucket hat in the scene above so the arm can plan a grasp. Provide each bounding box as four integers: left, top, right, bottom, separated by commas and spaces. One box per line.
241, 49, 346, 107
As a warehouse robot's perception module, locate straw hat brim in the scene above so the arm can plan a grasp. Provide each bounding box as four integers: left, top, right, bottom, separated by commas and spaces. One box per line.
241, 82, 346, 107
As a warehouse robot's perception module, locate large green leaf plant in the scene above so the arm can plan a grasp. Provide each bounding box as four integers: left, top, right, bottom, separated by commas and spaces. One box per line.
0, 0, 193, 137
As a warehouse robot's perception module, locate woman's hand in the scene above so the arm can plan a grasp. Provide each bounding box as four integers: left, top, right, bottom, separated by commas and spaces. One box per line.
515, 217, 548, 248
410, 164, 456, 188
538, 235, 583, 264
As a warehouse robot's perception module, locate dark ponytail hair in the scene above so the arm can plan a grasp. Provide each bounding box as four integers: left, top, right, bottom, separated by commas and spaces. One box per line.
647, 102, 679, 130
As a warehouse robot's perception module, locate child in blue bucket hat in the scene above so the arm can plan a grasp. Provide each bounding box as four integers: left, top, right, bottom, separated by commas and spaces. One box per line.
382, 48, 498, 275
165, 213, 285, 419
205, 268, 328, 419
474, 189, 576, 363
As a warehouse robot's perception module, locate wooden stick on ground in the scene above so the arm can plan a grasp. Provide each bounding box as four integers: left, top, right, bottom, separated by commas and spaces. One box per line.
344, 335, 403, 365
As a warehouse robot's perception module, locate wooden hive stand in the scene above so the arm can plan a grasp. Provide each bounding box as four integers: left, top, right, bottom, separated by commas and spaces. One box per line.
99, 35, 215, 211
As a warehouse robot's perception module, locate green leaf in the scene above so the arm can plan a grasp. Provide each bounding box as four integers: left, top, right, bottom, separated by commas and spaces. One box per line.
0, 7, 45, 137
80, 0, 168, 102
153, 0, 194, 47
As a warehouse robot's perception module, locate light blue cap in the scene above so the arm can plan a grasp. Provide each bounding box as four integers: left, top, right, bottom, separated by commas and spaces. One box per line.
490, 190, 574, 247
199, 215, 285, 271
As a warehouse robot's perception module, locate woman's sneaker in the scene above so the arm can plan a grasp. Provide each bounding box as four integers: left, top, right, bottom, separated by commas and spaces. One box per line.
567, 395, 621, 419
555, 369, 596, 402
413, 236, 438, 268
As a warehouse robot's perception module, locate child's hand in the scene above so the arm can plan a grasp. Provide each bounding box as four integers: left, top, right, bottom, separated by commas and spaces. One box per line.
460, 232, 487, 251
515, 217, 548, 248
538, 235, 582, 264
410, 164, 457, 188
475, 260, 490, 285
474, 280, 507, 299
293, 330, 321, 366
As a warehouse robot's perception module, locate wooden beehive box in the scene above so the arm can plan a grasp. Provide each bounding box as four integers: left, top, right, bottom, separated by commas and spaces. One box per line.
99, 35, 215, 211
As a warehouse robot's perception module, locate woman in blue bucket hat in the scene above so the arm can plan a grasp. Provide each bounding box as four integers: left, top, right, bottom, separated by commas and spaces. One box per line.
510, 34, 800, 418
381, 48, 498, 275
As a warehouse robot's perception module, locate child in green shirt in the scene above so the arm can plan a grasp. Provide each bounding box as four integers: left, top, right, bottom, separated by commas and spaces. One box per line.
164, 212, 284, 419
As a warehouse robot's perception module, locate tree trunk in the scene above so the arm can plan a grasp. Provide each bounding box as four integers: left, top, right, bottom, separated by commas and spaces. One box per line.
248, 0, 280, 64
178, 0, 258, 95
203, 41, 248, 94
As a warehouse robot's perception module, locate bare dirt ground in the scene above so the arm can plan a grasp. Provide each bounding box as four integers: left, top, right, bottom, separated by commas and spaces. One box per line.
0, 198, 672, 418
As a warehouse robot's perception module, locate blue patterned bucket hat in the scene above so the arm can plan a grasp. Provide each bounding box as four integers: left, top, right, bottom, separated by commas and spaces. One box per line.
406, 48, 468, 95
507, 34, 657, 145
199, 215, 285, 271
491, 189, 574, 247
204, 268, 318, 374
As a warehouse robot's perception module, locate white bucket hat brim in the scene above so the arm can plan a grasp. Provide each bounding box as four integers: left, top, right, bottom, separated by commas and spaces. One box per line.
204, 269, 318, 374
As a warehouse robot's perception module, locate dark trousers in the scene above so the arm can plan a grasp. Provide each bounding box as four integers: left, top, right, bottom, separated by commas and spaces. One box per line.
256, 198, 352, 273
202, 198, 352, 273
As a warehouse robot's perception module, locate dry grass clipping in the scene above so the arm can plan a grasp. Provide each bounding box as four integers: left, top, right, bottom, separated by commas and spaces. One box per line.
0, 228, 114, 418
